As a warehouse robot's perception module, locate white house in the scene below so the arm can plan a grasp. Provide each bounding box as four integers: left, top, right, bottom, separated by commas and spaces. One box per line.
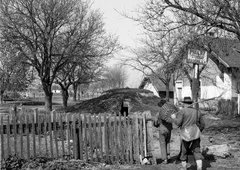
140, 37, 240, 105
176, 37, 240, 101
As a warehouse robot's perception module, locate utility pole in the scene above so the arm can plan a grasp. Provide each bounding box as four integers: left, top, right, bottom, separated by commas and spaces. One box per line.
192, 63, 199, 109
187, 49, 208, 109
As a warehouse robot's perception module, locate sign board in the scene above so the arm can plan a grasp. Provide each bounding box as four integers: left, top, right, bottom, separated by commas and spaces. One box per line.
187, 49, 208, 65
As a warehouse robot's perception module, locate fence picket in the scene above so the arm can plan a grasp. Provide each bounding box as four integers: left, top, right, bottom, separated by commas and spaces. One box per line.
123, 112, 127, 163
126, 115, 130, 163
143, 114, 147, 157
139, 116, 143, 160
44, 114, 48, 156
13, 109, 17, 156
119, 113, 124, 162
32, 113, 36, 157
26, 115, 30, 161
78, 114, 83, 160
135, 113, 139, 164
114, 112, 118, 162
73, 114, 77, 159
84, 113, 88, 161
53, 112, 59, 159
60, 113, 65, 157
129, 116, 133, 164
37, 109, 41, 156
48, 114, 54, 158
89, 114, 93, 162
93, 114, 98, 161
7, 115, 10, 157
109, 115, 113, 163
104, 113, 109, 162
67, 113, 71, 156
20, 113, 24, 158
98, 114, 103, 160
1, 116, 4, 160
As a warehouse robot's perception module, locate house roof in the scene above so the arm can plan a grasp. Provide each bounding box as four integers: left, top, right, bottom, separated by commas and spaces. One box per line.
139, 76, 174, 91
177, 36, 240, 69
203, 36, 240, 68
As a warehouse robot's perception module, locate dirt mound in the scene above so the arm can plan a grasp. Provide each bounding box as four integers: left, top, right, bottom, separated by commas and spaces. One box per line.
62, 88, 160, 115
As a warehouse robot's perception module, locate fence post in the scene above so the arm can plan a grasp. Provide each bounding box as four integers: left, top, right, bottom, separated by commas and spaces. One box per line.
145, 111, 156, 165
33, 108, 38, 123
104, 113, 109, 162
0, 116, 4, 168
76, 114, 81, 159
134, 113, 140, 164
238, 93, 240, 114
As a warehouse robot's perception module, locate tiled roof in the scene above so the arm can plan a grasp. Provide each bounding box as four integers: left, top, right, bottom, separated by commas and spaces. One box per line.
204, 37, 240, 68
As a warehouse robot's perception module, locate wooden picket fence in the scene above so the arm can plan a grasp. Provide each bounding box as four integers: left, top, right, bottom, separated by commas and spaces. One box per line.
0, 108, 155, 165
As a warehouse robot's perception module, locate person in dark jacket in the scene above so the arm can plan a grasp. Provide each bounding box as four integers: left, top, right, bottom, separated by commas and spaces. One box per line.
153, 99, 178, 164
171, 101, 205, 170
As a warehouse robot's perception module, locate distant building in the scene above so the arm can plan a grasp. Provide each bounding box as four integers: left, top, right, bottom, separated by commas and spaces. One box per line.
139, 77, 174, 99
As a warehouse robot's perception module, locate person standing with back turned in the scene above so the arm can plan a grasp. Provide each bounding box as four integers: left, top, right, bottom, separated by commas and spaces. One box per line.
171, 101, 205, 170
153, 99, 178, 164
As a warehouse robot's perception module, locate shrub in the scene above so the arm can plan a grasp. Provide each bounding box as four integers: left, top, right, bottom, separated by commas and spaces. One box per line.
217, 99, 238, 116
199, 100, 219, 111
1, 155, 26, 170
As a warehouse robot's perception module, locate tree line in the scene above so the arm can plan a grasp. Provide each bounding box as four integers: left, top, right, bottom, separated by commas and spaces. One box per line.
0, 0, 123, 111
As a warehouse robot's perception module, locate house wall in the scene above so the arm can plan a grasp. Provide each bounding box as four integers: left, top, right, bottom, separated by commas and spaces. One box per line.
176, 57, 236, 101
143, 82, 160, 97
231, 76, 239, 98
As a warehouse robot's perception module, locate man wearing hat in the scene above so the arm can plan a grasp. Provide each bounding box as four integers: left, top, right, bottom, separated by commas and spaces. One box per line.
171, 100, 205, 170
153, 99, 178, 164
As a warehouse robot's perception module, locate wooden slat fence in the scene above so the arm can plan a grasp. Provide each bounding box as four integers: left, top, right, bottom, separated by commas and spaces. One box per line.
0, 109, 155, 165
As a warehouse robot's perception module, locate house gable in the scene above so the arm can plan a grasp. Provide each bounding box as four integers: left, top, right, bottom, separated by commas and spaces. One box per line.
139, 76, 174, 98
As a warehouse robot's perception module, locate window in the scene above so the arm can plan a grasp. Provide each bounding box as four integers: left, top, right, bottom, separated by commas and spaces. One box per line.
219, 71, 224, 82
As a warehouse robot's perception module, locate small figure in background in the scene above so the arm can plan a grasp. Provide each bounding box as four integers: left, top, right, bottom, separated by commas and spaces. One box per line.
120, 98, 132, 116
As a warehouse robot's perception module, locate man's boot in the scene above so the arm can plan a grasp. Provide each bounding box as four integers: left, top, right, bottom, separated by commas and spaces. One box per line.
196, 160, 202, 170
178, 161, 187, 170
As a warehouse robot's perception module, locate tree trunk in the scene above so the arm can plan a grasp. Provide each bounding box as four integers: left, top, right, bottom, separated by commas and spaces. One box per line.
42, 83, 53, 112
172, 74, 178, 105
165, 83, 170, 101
61, 88, 69, 108
72, 83, 78, 102
0, 90, 4, 104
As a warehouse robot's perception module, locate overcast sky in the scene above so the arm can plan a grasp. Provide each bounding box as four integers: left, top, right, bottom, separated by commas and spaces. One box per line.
92, 0, 145, 88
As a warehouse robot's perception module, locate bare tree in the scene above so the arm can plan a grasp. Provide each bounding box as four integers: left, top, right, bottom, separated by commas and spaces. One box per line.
0, 0, 106, 111
55, 57, 103, 108
133, 0, 240, 102
54, 9, 119, 107
0, 46, 31, 103
123, 1, 183, 100
101, 65, 128, 90
159, 0, 240, 39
